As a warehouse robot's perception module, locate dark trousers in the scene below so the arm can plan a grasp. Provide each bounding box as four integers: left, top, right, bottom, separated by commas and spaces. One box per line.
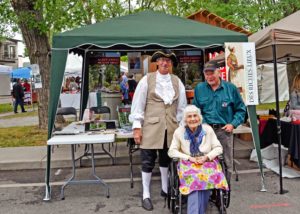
141, 131, 170, 173
214, 128, 233, 183
14, 98, 25, 113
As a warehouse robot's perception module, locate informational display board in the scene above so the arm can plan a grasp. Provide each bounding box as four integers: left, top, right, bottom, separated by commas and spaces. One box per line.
225, 42, 259, 105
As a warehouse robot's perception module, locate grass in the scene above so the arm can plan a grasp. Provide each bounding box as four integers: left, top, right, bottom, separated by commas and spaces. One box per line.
256, 101, 287, 111
0, 103, 13, 114
0, 110, 38, 119
0, 125, 47, 148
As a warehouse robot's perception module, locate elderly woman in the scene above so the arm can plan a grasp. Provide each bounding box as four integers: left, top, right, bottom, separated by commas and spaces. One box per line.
168, 105, 229, 214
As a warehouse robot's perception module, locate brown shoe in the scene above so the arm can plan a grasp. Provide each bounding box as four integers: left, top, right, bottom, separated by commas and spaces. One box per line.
142, 198, 153, 211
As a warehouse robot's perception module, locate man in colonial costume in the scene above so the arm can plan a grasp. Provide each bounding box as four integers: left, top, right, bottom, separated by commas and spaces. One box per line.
130, 49, 187, 211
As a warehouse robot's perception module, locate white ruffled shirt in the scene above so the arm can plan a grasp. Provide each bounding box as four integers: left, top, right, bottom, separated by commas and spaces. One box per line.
129, 71, 187, 129
155, 71, 175, 105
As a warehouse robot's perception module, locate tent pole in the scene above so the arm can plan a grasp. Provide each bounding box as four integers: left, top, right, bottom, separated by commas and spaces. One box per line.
272, 44, 287, 194
30, 77, 34, 111
43, 145, 51, 201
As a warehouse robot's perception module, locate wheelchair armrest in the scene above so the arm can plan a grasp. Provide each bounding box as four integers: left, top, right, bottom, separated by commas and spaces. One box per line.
218, 154, 225, 161
172, 158, 179, 163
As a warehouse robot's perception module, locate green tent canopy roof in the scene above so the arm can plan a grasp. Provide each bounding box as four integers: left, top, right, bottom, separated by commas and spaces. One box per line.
53, 10, 247, 49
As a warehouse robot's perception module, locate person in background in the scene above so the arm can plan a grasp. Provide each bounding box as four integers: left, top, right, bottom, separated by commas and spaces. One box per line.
68, 77, 79, 92
120, 74, 130, 105
129, 49, 187, 211
127, 73, 137, 102
22, 79, 31, 92
12, 78, 27, 113
290, 73, 300, 110
168, 105, 228, 214
193, 61, 246, 183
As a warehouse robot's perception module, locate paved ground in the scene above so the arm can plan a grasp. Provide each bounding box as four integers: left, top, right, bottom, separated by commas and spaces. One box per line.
0, 165, 299, 214
0, 98, 297, 213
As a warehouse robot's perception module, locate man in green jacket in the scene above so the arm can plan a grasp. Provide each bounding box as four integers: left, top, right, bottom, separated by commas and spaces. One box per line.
193, 61, 246, 182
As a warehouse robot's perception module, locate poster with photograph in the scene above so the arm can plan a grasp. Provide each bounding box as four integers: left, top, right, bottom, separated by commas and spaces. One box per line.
128, 52, 142, 73
225, 42, 258, 105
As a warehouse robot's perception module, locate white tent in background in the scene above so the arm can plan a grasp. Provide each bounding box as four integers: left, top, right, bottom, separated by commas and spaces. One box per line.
249, 10, 300, 64
65, 54, 83, 77
64, 54, 128, 77
257, 63, 289, 103
0, 65, 12, 95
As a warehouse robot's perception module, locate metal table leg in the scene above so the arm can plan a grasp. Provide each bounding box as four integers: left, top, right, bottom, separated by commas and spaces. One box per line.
60, 144, 76, 200
91, 144, 110, 198
101, 144, 115, 165
60, 144, 111, 200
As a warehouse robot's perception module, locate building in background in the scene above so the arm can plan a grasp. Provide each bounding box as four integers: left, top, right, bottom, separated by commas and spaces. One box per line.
187, 9, 251, 36
0, 38, 20, 68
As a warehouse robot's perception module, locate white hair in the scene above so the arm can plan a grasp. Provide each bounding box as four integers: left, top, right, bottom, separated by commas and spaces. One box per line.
181, 105, 202, 126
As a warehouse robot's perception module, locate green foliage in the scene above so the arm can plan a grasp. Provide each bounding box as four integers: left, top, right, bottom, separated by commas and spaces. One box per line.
105, 64, 119, 83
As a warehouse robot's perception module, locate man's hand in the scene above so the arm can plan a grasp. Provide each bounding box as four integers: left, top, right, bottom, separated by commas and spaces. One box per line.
222, 124, 234, 133
133, 128, 142, 145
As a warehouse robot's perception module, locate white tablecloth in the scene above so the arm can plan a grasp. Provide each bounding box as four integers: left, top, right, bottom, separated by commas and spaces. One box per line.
60, 92, 98, 109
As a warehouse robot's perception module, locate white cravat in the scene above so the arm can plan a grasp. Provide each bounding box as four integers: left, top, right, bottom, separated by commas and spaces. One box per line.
155, 71, 175, 105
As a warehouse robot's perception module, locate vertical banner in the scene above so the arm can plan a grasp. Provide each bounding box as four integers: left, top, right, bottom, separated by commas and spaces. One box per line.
225, 43, 258, 106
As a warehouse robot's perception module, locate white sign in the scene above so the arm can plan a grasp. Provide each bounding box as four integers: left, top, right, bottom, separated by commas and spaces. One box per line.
29, 64, 42, 89
225, 42, 258, 105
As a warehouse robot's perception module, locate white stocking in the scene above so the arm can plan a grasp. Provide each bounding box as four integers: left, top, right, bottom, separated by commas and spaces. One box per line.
160, 167, 168, 194
142, 171, 152, 199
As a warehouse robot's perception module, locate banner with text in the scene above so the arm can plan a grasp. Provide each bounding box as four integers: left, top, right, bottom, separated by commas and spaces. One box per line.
225, 42, 258, 105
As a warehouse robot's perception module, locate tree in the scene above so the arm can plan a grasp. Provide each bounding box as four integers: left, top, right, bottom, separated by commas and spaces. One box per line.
0, 0, 127, 129
1, 0, 300, 130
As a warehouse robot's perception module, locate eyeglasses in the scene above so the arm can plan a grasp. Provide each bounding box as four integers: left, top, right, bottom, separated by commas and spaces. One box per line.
158, 58, 172, 63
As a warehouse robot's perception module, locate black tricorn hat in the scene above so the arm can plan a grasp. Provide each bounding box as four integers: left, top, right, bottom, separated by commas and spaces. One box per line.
151, 49, 178, 67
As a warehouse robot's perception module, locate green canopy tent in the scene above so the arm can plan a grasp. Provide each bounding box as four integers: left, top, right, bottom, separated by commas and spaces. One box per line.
45, 10, 264, 200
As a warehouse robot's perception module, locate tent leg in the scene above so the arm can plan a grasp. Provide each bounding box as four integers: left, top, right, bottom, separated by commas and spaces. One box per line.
247, 105, 266, 192
272, 44, 288, 195
43, 145, 52, 201
260, 174, 267, 192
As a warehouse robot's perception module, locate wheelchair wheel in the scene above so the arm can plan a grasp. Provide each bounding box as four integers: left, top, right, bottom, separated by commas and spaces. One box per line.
168, 159, 182, 214
217, 190, 227, 214
224, 189, 230, 208
167, 169, 171, 209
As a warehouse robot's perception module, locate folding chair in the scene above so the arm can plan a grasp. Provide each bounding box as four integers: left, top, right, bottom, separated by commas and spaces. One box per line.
53, 107, 78, 152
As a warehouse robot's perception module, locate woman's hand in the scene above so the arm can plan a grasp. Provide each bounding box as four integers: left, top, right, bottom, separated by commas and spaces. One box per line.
196, 156, 208, 164
189, 156, 208, 164
188, 157, 197, 163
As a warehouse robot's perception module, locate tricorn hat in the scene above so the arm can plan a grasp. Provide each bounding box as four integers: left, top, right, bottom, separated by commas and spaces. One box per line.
151, 49, 178, 67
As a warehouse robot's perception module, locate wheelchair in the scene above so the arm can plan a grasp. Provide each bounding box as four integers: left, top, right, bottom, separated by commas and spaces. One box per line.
167, 155, 230, 214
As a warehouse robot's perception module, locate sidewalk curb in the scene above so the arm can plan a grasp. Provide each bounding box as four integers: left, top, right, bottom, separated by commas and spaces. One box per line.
0, 144, 140, 171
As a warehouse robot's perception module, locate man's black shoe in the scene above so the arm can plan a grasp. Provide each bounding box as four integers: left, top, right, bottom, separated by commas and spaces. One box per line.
142, 198, 153, 211
14, 112, 18, 114
22, 110, 27, 113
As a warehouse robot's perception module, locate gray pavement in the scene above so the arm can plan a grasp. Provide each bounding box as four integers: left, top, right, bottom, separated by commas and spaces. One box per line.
0, 102, 298, 213
0, 166, 299, 214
